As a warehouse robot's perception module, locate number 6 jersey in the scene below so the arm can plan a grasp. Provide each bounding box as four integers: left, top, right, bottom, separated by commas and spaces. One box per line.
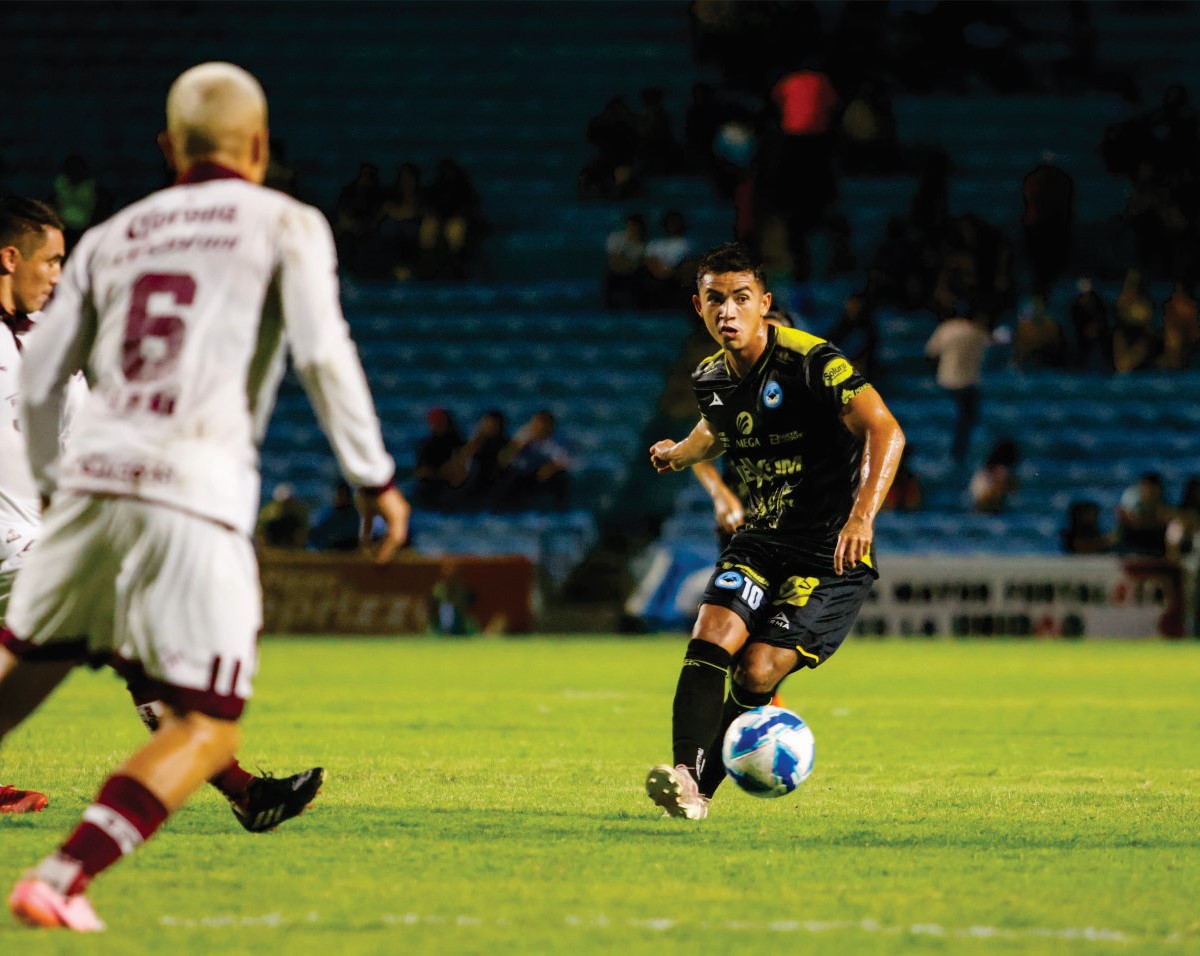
19, 164, 394, 535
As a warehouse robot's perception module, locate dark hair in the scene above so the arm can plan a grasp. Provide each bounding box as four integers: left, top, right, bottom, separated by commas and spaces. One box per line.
0, 197, 64, 255
694, 242, 767, 291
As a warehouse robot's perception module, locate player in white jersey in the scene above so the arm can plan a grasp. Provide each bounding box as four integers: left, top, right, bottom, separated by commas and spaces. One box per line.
0, 198, 325, 830
0, 63, 410, 932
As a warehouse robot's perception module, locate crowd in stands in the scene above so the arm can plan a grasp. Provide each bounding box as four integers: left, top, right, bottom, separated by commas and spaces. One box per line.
1063, 473, 1200, 560
410, 407, 571, 514
331, 157, 486, 280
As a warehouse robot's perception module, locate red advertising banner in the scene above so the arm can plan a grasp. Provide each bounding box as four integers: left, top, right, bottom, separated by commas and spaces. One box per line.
259, 551, 535, 635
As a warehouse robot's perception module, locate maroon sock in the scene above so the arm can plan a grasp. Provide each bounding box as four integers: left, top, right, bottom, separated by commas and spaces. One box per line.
46, 775, 168, 895
208, 759, 255, 801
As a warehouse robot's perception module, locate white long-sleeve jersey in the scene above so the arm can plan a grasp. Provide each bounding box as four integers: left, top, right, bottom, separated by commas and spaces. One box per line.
20, 165, 394, 536
0, 324, 41, 529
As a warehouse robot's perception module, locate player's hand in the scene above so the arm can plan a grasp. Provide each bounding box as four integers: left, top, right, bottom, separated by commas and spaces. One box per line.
357, 486, 411, 564
713, 486, 745, 534
649, 439, 682, 474
834, 513, 873, 575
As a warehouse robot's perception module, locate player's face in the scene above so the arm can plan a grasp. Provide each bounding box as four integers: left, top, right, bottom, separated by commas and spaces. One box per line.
10, 227, 65, 313
693, 271, 772, 354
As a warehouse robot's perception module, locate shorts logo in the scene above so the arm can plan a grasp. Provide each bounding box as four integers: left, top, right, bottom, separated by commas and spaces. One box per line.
776, 575, 820, 607
822, 358, 853, 388
715, 570, 744, 590
762, 380, 783, 409
769, 612, 790, 629
736, 411, 754, 435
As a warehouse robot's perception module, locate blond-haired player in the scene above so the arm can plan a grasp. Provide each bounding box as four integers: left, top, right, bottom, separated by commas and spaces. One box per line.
0, 62, 409, 931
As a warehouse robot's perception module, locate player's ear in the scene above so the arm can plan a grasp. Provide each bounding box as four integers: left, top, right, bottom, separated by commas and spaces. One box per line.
0, 244, 19, 276
761, 290, 773, 315
157, 131, 178, 173
692, 293, 703, 317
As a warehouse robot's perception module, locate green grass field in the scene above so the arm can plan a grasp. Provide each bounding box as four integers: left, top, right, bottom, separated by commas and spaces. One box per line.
1, 636, 1197, 955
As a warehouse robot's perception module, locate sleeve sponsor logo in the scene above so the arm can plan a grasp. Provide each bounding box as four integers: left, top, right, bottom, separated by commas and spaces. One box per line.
840, 383, 873, 406
822, 358, 853, 388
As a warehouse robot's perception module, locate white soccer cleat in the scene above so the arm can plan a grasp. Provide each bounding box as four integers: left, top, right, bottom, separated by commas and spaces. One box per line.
645, 764, 709, 820
8, 878, 106, 932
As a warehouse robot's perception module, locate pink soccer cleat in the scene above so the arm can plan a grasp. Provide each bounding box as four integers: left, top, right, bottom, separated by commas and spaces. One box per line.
8, 878, 106, 932
0, 785, 48, 814
645, 764, 709, 820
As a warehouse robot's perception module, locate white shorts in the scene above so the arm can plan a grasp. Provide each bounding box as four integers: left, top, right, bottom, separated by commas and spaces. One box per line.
0, 519, 39, 617
2, 493, 260, 719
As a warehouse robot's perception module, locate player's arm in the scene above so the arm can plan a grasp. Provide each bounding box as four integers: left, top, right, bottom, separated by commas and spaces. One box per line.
19, 234, 99, 505
649, 417, 723, 474
276, 204, 409, 562
692, 461, 744, 534
836, 388, 906, 575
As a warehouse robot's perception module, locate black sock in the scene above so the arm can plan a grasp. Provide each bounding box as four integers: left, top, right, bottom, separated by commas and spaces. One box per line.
671, 639, 732, 780
697, 680, 775, 798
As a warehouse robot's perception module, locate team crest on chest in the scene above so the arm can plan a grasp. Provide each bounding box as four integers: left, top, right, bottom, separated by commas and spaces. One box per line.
762, 379, 783, 409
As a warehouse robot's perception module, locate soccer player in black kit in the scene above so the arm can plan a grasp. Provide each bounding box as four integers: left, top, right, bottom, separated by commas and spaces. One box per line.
646, 243, 905, 819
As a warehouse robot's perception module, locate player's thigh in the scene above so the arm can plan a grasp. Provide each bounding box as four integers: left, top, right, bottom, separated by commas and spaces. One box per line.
699, 560, 774, 635
755, 567, 875, 670
115, 502, 260, 710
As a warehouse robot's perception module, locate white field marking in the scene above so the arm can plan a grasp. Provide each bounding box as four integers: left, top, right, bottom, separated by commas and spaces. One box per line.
157, 912, 1184, 944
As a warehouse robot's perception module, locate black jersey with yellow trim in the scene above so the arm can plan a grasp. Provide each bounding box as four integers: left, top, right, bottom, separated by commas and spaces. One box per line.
692, 325, 875, 569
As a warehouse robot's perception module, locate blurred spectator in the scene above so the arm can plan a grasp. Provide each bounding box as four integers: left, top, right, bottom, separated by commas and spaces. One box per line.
458, 409, 509, 510
579, 95, 640, 200
1112, 267, 1159, 372
642, 210, 696, 309
869, 215, 926, 310
255, 482, 310, 550
1021, 152, 1074, 298
634, 86, 683, 175
412, 407, 467, 510
1013, 296, 1067, 368
759, 65, 839, 272
837, 76, 905, 175
882, 445, 923, 512
1166, 476, 1200, 560
332, 162, 387, 274
603, 213, 648, 310
683, 81, 722, 175
263, 138, 301, 197
969, 439, 1020, 514
825, 290, 879, 378
932, 214, 1016, 319
1121, 159, 1190, 278
307, 481, 362, 552
1159, 280, 1199, 369
925, 304, 993, 463
418, 158, 485, 280
50, 153, 110, 250
1069, 277, 1112, 370
428, 561, 478, 636
1061, 499, 1112, 554
381, 162, 423, 281
495, 410, 571, 511
1115, 471, 1170, 556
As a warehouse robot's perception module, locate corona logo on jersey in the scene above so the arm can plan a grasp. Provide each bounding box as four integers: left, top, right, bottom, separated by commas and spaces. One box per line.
736, 411, 754, 435
822, 358, 854, 388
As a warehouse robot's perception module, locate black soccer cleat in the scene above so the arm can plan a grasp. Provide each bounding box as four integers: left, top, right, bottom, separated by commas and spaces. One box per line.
231, 767, 324, 833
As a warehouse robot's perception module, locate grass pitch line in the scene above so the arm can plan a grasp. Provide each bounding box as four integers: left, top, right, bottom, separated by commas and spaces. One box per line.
157, 911, 1183, 945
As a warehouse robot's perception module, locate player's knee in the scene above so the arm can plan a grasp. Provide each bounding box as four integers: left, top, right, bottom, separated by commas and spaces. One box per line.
166, 709, 241, 760
733, 659, 778, 695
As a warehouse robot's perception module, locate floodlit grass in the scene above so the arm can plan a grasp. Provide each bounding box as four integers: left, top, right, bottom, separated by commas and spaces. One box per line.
1, 636, 1197, 954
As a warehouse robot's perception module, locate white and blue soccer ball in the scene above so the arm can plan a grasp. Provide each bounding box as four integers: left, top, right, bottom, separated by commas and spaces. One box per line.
721, 705, 815, 798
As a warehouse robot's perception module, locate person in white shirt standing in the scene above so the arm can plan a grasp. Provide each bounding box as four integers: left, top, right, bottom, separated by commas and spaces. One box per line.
0, 62, 410, 932
0, 198, 329, 835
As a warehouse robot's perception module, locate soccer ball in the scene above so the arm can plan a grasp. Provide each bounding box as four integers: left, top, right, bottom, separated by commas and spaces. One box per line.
721, 705, 815, 798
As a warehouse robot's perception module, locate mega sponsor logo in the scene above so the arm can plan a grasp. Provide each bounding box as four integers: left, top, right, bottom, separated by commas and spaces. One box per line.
736, 411, 754, 435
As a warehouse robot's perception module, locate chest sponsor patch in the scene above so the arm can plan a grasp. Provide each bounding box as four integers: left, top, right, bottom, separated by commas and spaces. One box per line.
736, 411, 754, 435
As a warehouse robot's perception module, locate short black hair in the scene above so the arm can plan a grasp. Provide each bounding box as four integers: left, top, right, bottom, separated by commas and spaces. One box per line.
695, 242, 767, 291
0, 197, 64, 255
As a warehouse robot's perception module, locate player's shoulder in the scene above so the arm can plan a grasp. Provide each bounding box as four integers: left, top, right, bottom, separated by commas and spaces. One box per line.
773, 326, 828, 357
692, 347, 729, 384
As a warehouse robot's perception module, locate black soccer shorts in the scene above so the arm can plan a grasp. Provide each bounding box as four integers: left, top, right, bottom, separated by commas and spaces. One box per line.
699, 536, 875, 669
